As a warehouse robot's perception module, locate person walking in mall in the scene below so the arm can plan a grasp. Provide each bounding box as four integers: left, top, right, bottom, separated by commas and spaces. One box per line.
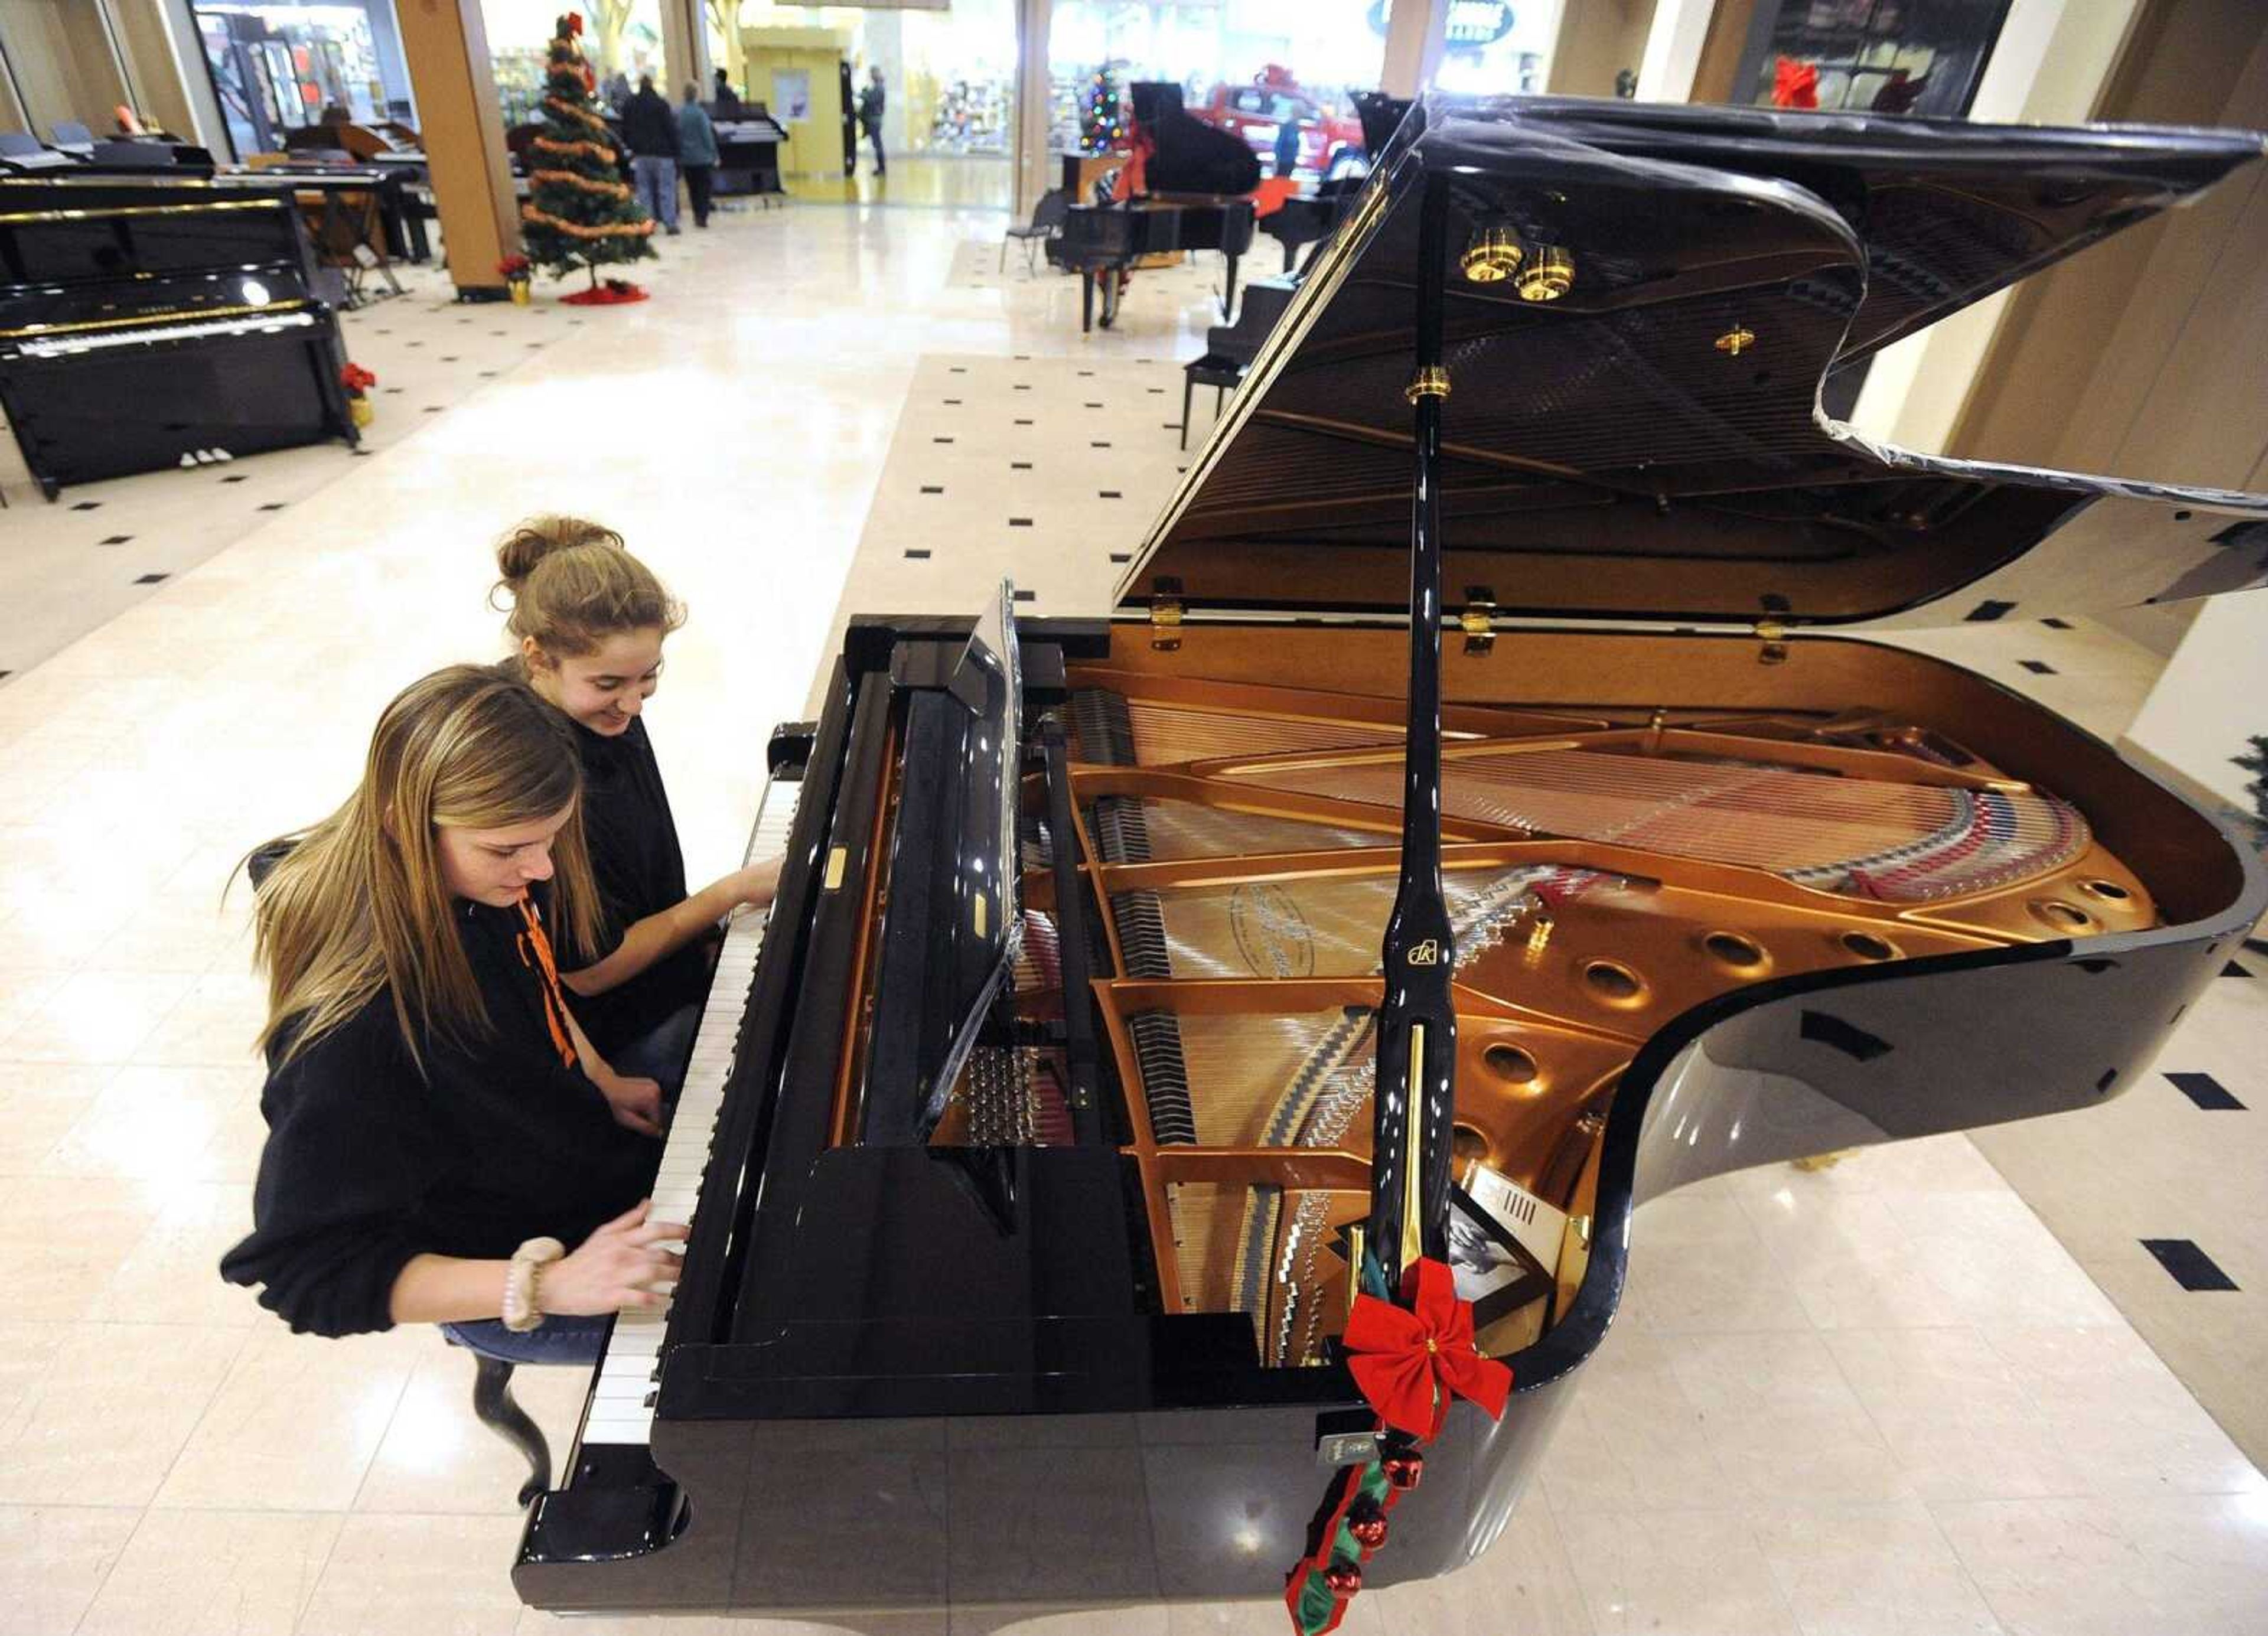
857, 64, 887, 177
621, 73, 682, 235
677, 83, 718, 229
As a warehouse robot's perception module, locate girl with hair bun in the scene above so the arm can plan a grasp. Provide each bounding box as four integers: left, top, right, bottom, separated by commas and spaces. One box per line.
491, 517, 777, 1092
221, 666, 682, 1356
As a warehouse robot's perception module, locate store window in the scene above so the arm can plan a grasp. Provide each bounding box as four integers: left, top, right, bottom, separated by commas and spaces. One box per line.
1729, 0, 2014, 117
0, 0, 135, 145
1430, 0, 1559, 97
483, 0, 666, 128
706, 3, 1018, 203
1049, 1, 1383, 180
188, 2, 416, 157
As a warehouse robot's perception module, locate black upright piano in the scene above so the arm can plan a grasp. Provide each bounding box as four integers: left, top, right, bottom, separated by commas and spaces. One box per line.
0, 177, 357, 498
711, 108, 791, 203
515, 96, 2268, 1616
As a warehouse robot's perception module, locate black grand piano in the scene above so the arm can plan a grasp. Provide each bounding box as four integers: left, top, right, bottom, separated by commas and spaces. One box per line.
1051, 82, 1260, 332
515, 96, 2268, 1615
0, 176, 358, 498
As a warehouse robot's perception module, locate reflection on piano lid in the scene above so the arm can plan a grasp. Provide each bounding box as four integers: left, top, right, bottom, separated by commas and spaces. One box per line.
2, 307, 317, 359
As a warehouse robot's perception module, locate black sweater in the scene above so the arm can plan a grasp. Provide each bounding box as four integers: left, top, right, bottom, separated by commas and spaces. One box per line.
220, 888, 659, 1337
566, 715, 714, 1057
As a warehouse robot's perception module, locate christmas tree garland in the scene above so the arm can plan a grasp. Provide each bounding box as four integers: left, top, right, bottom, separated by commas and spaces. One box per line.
523, 206, 654, 240
528, 168, 632, 199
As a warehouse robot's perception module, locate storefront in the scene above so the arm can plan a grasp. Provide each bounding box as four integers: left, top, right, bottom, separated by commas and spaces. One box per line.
1047, 2, 1389, 178
482, 0, 666, 128
187, 1, 416, 158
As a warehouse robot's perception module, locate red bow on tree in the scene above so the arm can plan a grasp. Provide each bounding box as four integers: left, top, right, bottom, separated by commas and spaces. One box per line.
565, 12, 584, 36
1342, 1257, 1512, 1440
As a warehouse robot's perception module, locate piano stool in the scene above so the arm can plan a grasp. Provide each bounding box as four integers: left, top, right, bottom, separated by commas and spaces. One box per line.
1181, 352, 1244, 448
444, 1317, 608, 1506
472, 1353, 553, 1507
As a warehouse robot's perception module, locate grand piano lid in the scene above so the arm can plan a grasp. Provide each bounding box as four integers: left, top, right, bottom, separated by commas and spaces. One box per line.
1116, 93, 2268, 631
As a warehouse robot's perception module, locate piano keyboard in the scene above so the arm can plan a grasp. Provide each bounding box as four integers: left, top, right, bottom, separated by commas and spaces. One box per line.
581, 770, 802, 1445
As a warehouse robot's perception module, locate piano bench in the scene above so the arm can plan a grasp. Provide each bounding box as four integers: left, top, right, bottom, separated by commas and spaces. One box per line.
1182, 353, 1245, 449
442, 1318, 608, 1508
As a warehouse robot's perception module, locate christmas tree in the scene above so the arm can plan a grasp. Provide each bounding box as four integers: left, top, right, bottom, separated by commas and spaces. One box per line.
520, 12, 654, 291
1080, 66, 1124, 154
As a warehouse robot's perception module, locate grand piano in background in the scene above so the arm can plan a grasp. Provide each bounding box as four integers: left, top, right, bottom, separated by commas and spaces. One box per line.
514, 96, 2268, 1615
1051, 81, 1260, 331
0, 176, 357, 498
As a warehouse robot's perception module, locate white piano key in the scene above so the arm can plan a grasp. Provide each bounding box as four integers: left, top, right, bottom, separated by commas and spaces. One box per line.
573, 774, 801, 1449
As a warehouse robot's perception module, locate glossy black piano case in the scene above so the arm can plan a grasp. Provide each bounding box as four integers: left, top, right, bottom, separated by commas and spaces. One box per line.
0, 178, 357, 498
517, 96, 2268, 1615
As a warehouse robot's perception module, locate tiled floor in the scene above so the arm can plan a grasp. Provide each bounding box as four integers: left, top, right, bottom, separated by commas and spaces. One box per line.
0, 201, 2262, 1634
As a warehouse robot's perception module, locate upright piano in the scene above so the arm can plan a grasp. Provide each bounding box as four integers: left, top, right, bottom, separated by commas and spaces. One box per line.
0, 177, 357, 498
516, 96, 2268, 1615
711, 109, 791, 203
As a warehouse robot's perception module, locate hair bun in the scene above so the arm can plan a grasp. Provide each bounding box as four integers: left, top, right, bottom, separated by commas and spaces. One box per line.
493, 516, 625, 599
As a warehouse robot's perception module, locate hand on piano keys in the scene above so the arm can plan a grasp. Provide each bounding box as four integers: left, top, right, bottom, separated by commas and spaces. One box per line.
545, 1199, 688, 1315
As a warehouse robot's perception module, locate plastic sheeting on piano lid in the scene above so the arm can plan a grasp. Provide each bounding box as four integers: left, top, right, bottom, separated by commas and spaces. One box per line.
1117, 92, 2268, 631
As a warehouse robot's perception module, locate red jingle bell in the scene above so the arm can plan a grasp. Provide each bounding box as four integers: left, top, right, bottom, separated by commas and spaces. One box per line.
1348, 1510, 1389, 1550
1381, 1451, 1425, 1491
1323, 1559, 1363, 1596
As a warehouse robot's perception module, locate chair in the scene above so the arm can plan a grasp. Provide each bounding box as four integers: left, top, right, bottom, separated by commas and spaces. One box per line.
1181, 352, 1244, 449
1001, 187, 1070, 273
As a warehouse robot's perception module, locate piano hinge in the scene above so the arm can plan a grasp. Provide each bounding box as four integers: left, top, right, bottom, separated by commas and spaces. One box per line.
1149, 586, 1185, 651
1753, 620, 1789, 666
1456, 588, 1497, 654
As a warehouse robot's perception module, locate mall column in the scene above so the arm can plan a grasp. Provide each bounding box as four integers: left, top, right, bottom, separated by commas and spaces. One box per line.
396, 0, 522, 299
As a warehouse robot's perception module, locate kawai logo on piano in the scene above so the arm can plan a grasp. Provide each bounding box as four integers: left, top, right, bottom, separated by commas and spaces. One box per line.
1406, 938, 1442, 967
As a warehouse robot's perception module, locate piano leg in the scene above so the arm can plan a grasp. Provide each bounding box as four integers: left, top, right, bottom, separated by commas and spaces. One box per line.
1221, 250, 1240, 322
1282, 240, 1298, 273
1081, 270, 1096, 334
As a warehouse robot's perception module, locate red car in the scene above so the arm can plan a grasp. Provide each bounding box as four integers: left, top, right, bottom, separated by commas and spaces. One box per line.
1194, 71, 1363, 177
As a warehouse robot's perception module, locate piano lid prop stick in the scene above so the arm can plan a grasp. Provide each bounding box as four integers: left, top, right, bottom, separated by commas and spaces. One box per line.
1368, 168, 1457, 1305
1282, 171, 1508, 1636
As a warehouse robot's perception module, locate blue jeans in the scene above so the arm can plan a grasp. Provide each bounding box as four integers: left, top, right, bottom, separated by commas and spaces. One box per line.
611, 1002, 700, 1100
632, 155, 679, 229
441, 1314, 612, 1365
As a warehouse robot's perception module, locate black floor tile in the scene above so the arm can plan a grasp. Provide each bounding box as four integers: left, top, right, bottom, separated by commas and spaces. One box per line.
221, 474, 247, 484
2166, 1071, 2245, 1110
99, 535, 132, 545
2019, 659, 2057, 675
134, 572, 168, 584
2221, 961, 2251, 979
258, 503, 286, 511
904, 548, 931, 559
2140, 1239, 2240, 1291
69, 501, 99, 511
920, 484, 944, 494
2041, 617, 2074, 629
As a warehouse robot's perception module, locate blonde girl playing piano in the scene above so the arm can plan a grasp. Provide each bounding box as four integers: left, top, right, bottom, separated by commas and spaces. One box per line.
222, 666, 682, 1361
490, 517, 778, 1096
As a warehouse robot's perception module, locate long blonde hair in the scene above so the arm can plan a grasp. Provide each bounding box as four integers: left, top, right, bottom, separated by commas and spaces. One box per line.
249, 665, 602, 1071
491, 515, 685, 660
